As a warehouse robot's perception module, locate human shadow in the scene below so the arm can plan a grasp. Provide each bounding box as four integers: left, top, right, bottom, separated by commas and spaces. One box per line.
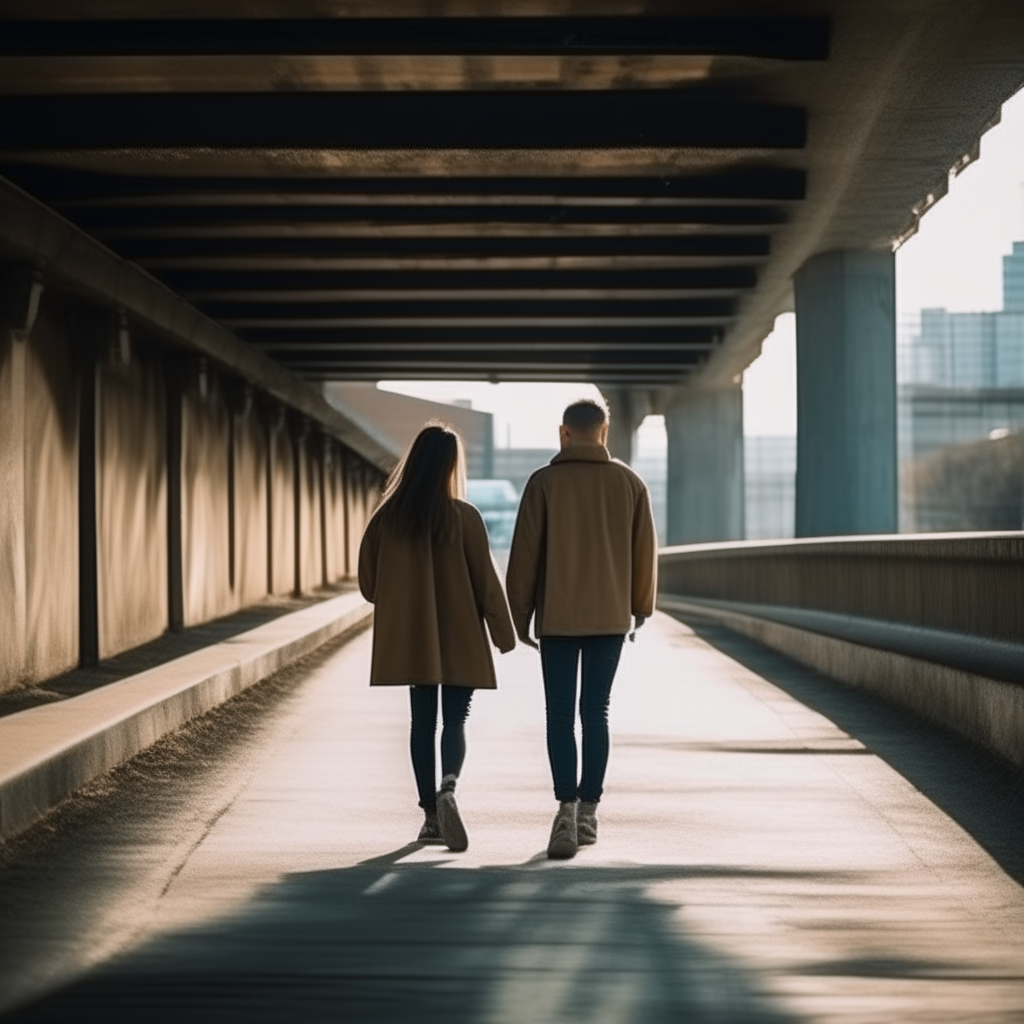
3, 853, 820, 1023
673, 613, 1024, 887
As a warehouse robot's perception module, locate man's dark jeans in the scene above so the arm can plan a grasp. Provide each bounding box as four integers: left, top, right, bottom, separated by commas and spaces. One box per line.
540, 635, 625, 803
409, 685, 473, 812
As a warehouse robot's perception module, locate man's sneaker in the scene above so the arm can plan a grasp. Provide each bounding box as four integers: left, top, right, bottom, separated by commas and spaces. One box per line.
436, 775, 468, 852
418, 811, 443, 844
577, 800, 599, 846
547, 800, 579, 860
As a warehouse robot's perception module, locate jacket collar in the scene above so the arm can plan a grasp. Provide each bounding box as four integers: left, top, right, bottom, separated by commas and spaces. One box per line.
550, 443, 611, 465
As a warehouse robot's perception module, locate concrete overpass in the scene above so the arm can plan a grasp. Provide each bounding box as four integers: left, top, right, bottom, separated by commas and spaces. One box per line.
4, 4, 1024, 555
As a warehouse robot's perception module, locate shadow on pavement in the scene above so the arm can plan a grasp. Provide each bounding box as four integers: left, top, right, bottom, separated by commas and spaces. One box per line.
674, 614, 1024, 888
5, 855, 809, 1023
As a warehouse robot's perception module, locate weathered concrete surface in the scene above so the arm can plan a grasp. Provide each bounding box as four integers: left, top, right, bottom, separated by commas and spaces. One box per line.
0, 302, 80, 692
323, 449, 346, 582
0, 591, 371, 843
232, 404, 270, 607
267, 417, 295, 595
181, 375, 232, 627
96, 346, 168, 660
3, 613, 1023, 1021
296, 436, 323, 594
23, 308, 79, 684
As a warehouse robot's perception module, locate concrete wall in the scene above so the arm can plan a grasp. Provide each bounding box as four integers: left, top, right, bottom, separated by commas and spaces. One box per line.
233, 400, 270, 608
96, 342, 169, 660
267, 415, 295, 595
0, 273, 387, 693
323, 444, 347, 582
0, 300, 80, 690
181, 371, 233, 626
296, 432, 324, 594
344, 453, 376, 580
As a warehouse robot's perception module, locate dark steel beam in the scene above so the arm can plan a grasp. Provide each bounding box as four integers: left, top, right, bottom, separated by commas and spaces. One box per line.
0, 92, 806, 150
0, 17, 829, 60
200, 298, 736, 319
162, 266, 760, 294
241, 325, 719, 345
5, 168, 807, 203
69, 204, 789, 231
113, 234, 771, 260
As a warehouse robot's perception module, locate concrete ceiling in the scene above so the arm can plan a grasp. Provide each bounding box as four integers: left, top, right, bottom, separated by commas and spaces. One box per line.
2, 2, 1024, 387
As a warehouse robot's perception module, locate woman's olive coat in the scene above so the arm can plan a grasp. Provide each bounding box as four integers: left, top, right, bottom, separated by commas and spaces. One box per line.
358, 499, 516, 688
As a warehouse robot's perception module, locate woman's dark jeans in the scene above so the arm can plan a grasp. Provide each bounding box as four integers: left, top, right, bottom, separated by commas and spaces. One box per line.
409, 685, 474, 812
540, 635, 625, 803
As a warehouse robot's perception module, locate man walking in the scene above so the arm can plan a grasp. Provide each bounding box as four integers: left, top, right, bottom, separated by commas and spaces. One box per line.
506, 398, 658, 859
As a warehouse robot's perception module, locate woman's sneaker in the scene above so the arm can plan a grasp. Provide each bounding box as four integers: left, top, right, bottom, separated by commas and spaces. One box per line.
547, 800, 579, 860
577, 801, 599, 846
436, 775, 468, 852
418, 811, 443, 844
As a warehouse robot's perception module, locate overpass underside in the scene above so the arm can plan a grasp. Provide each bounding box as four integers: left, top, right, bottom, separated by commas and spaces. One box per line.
3, 3, 1024, 689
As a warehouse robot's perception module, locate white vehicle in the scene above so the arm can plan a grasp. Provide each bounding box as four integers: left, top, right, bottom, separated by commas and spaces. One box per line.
466, 479, 520, 549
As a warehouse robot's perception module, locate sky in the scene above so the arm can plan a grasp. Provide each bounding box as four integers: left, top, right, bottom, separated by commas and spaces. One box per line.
384, 87, 1024, 447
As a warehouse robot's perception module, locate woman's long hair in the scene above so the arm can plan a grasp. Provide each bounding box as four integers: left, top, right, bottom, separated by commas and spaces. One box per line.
377, 422, 467, 543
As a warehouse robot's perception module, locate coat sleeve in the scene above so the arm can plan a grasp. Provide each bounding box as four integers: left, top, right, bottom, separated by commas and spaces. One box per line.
505, 474, 546, 641
461, 505, 517, 654
357, 512, 382, 602
631, 481, 658, 617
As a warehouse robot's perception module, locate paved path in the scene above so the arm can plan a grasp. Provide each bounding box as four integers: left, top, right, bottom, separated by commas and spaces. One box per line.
3, 613, 1024, 1022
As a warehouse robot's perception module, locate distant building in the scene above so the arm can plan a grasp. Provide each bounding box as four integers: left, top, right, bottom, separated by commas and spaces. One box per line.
491, 448, 557, 496
899, 240, 1024, 530
491, 446, 670, 545
324, 383, 494, 479
744, 437, 796, 540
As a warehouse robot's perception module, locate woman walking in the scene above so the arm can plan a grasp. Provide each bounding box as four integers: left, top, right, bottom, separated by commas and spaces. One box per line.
358, 423, 516, 851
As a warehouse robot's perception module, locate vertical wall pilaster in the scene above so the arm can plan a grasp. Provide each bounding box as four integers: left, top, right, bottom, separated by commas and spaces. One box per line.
77, 328, 99, 666
166, 359, 184, 631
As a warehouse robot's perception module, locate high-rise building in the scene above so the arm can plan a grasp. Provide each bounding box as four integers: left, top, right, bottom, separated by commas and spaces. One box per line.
899, 242, 1024, 531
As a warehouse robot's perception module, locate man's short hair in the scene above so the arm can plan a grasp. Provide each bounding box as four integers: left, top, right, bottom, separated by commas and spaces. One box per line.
562, 398, 608, 433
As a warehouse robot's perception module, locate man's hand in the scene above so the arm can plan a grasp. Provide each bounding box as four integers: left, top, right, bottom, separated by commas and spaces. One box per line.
518, 633, 540, 651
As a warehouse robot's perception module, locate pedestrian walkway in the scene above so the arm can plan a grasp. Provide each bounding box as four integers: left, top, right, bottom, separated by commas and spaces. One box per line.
3, 614, 1024, 1022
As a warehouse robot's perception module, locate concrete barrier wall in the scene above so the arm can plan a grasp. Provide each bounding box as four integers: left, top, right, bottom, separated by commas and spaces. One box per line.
96, 342, 168, 660
659, 534, 1024, 643
0, 301, 80, 690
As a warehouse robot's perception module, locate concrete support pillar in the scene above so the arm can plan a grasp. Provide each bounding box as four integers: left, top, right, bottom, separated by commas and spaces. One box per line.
665, 385, 744, 544
601, 387, 652, 465
793, 250, 897, 536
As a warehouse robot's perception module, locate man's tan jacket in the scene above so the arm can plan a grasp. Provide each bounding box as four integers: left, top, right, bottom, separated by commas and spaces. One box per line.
505, 443, 658, 639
